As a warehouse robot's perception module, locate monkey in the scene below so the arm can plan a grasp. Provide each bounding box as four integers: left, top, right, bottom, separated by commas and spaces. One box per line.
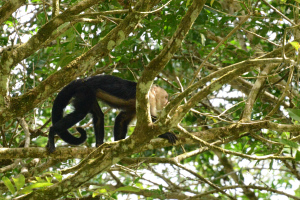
46, 75, 177, 153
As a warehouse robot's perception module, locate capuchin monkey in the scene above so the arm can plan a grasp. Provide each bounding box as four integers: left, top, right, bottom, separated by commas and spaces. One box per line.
46, 75, 177, 153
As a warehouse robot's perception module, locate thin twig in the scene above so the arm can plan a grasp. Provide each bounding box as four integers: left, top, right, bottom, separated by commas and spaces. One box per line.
189, 14, 251, 85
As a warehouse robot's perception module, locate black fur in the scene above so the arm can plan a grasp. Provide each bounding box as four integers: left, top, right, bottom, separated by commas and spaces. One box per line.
47, 75, 177, 153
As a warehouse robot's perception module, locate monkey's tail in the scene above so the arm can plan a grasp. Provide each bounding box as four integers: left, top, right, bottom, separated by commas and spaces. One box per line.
56, 127, 87, 145
51, 80, 88, 145
52, 80, 82, 123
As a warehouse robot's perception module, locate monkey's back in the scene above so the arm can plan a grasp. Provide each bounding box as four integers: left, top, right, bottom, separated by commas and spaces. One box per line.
84, 75, 137, 110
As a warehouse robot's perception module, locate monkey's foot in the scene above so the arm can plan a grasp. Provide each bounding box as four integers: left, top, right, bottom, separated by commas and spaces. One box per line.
46, 142, 56, 153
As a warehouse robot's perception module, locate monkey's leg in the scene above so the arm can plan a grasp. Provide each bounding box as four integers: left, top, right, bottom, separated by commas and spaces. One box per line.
114, 111, 136, 141
47, 129, 56, 153
52, 89, 95, 136
47, 89, 95, 152
90, 100, 104, 147
47, 109, 90, 153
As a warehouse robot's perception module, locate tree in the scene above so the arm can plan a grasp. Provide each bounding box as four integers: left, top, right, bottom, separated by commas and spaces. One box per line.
0, 0, 300, 199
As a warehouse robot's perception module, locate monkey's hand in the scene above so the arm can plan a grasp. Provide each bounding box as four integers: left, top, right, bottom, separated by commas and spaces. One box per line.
158, 132, 178, 144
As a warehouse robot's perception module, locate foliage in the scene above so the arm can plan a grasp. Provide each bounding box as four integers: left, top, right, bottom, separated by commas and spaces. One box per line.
0, 0, 300, 199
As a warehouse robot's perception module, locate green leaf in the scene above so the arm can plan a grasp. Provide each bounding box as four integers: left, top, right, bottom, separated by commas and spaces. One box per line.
272, 138, 299, 148
269, 159, 273, 169
12, 174, 25, 191
35, 177, 44, 182
45, 176, 52, 183
53, 173, 63, 182
135, 182, 143, 189
93, 188, 108, 197
290, 41, 299, 52
2, 176, 15, 194
286, 108, 300, 121
76, 188, 83, 197
238, 170, 244, 181
159, 184, 163, 191
295, 184, 300, 197
186, 0, 192, 7
115, 186, 140, 192
295, 151, 300, 161
20, 182, 53, 194
34, 136, 48, 146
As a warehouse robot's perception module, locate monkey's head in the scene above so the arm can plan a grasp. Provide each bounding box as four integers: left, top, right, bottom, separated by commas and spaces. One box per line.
149, 85, 169, 117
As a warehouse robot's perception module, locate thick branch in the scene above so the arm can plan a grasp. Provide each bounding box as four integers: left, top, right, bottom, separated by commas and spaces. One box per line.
1, 121, 299, 160
0, 0, 26, 25
241, 64, 276, 122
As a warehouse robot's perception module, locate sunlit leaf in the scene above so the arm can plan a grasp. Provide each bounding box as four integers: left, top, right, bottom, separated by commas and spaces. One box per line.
290, 41, 300, 52
93, 188, 108, 197
115, 186, 140, 192
45, 176, 52, 183
2, 176, 15, 194
54, 173, 63, 182
12, 174, 25, 191
20, 183, 53, 194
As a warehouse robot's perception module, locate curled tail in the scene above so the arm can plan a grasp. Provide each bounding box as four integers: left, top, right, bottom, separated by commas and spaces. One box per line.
51, 80, 82, 124
48, 80, 94, 152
